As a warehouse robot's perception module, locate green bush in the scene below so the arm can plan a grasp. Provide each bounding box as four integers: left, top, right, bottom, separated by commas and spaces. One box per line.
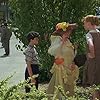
1, 76, 100, 100
8, 0, 100, 82
0, 76, 47, 100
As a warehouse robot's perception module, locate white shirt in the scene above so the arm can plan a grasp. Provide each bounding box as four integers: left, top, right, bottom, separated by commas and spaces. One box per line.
86, 29, 100, 44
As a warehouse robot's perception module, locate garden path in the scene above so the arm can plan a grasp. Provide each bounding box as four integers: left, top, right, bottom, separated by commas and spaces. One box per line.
0, 33, 48, 89
0, 33, 25, 85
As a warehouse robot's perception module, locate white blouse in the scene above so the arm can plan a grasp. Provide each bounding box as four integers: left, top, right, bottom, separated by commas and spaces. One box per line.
86, 29, 100, 44
48, 35, 62, 56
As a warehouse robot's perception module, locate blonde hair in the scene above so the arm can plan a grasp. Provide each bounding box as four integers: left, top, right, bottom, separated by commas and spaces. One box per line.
82, 15, 99, 26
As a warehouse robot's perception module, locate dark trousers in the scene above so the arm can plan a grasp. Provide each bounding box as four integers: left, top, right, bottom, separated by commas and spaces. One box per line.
25, 64, 39, 93
2, 40, 9, 55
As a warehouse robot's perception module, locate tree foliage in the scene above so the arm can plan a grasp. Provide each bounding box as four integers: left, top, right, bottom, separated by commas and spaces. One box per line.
9, 0, 100, 82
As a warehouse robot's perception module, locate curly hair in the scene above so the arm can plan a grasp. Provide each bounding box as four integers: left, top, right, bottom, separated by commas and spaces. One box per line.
82, 15, 100, 26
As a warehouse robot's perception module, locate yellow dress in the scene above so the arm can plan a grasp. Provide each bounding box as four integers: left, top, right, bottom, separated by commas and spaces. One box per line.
47, 35, 79, 99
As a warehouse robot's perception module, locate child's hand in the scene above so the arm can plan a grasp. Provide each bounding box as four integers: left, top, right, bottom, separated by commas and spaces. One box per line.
69, 63, 76, 71
31, 78, 36, 84
88, 53, 95, 58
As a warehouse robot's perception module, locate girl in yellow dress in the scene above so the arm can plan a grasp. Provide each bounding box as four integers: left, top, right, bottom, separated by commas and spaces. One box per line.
47, 22, 79, 99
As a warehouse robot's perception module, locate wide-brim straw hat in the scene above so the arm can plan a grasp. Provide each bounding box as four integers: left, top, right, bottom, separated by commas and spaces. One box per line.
56, 22, 78, 31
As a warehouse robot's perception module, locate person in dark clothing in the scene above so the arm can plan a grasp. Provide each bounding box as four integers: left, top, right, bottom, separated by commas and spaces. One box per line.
82, 15, 100, 87
24, 31, 40, 93
0, 24, 4, 49
0, 23, 12, 57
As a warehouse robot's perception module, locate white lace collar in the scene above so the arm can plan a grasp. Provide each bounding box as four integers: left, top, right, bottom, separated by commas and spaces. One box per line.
89, 29, 100, 33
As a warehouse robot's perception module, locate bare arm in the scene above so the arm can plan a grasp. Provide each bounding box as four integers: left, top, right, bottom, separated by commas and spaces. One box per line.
26, 61, 36, 84
26, 61, 33, 77
88, 39, 95, 58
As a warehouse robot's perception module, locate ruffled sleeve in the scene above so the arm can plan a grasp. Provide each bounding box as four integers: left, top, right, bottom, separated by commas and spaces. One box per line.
48, 35, 62, 56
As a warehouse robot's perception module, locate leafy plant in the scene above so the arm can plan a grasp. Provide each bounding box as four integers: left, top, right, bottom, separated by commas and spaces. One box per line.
8, 0, 100, 82
1, 76, 100, 99
0, 76, 47, 100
